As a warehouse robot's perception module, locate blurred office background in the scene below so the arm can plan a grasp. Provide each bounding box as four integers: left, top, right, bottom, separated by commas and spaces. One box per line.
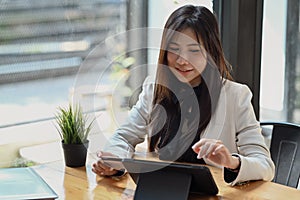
0, 0, 299, 168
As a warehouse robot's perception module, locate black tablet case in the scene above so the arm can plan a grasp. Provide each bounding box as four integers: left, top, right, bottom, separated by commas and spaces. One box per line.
102, 157, 219, 200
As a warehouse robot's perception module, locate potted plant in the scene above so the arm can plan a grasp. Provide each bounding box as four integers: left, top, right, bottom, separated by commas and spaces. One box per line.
55, 104, 94, 167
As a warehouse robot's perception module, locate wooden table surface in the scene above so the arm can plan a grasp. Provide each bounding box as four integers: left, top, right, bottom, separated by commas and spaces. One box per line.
33, 157, 300, 200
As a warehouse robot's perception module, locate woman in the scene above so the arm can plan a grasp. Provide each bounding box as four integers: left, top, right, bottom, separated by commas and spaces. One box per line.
92, 5, 275, 186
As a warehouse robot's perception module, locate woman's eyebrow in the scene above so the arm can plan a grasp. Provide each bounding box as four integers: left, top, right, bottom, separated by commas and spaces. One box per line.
169, 42, 200, 46
169, 42, 179, 45
187, 43, 201, 47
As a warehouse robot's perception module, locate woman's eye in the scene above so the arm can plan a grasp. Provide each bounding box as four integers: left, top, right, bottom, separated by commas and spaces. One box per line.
168, 47, 179, 52
189, 49, 201, 53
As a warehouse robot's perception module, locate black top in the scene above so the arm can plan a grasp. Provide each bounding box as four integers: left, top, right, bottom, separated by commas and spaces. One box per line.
157, 83, 206, 165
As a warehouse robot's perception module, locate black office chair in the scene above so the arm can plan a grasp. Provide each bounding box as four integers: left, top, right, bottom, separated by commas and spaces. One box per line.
260, 122, 300, 188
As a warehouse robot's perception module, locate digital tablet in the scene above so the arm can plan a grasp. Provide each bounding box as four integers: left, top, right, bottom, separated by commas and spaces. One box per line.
101, 157, 219, 197
0, 167, 58, 200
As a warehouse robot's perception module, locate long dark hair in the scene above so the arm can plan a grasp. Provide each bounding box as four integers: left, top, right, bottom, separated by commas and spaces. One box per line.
148, 5, 232, 157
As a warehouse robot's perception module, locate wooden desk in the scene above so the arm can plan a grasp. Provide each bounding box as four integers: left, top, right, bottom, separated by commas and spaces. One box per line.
33, 159, 300, 200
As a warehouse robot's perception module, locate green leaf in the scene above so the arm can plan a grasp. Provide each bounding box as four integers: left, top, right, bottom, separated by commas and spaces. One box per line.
55, 103, 95, 144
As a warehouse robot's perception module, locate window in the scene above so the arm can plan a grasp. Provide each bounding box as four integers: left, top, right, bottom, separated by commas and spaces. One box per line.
0, 0, 127, 167
0, 0, 126, 127
260, 0, 300, 123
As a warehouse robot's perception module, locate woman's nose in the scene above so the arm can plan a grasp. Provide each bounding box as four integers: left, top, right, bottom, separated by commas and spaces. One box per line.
176, 54, 189, 65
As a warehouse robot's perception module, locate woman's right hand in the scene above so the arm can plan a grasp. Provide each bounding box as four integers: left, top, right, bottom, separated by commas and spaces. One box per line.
92, 151, 119, 176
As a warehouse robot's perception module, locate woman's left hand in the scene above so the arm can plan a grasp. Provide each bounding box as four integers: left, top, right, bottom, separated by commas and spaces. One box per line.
92, 151, 119, 176
192, 138, 240, 169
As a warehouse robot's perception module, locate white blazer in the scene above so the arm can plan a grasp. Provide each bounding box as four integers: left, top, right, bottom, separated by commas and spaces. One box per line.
104, 77, 275, 185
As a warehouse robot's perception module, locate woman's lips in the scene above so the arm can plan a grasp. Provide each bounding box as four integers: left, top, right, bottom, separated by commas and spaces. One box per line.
176, 67, 193, 75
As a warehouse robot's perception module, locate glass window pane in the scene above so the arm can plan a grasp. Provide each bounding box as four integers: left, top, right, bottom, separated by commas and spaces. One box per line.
260, 0, 300, 124
0, 0, 127, 167
260, 0, 288, 122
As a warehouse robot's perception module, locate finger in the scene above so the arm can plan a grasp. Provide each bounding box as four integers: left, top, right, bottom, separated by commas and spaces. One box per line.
192, 146, 200, 154
104, 170, 118, 176
197, 142, 211, 158
192, 138, 207, 153
212, 144, 225, 155
92, 163, 105, 175
96, 151, 103, 158
92, 163, 115, 176
92, 162, 105, 173
204, 142, 219, 158
92, 159, 111, 174
93, 168, 110, 176
192, 139, 206, 149
97, 159, 113, 171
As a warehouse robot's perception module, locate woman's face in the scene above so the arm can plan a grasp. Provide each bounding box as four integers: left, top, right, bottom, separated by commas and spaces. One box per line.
167, 28, 207, 87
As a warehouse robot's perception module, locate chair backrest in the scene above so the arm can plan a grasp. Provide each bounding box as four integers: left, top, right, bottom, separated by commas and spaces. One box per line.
260, 122, 300, 188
